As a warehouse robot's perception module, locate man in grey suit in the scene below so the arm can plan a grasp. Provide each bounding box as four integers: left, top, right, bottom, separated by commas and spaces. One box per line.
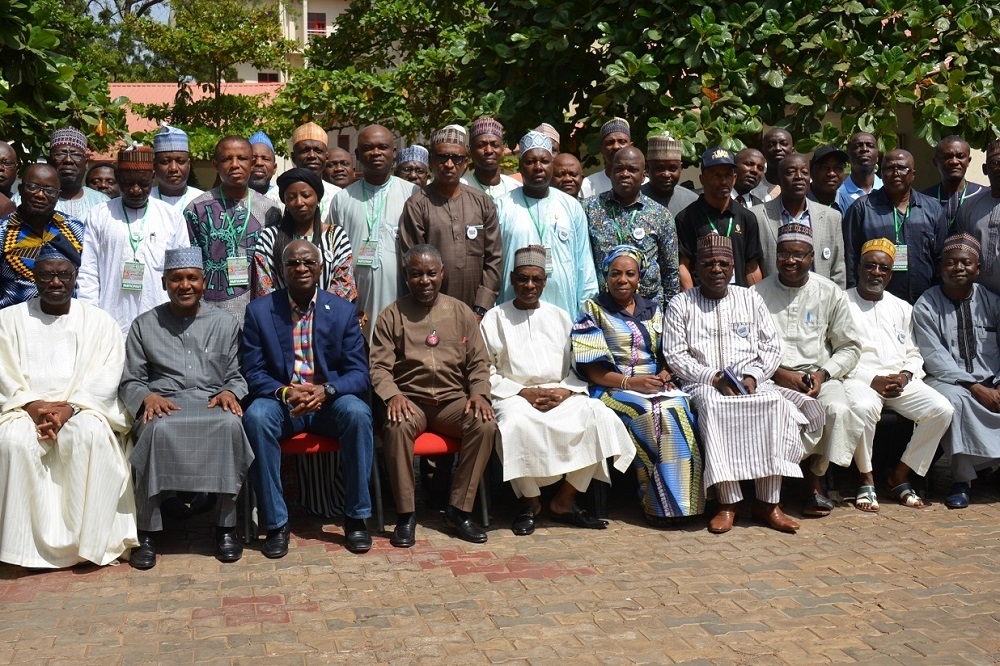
750, 153, 847, 288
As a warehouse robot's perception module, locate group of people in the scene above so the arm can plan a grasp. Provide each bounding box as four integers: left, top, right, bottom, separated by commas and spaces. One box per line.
0, 113, 998, 572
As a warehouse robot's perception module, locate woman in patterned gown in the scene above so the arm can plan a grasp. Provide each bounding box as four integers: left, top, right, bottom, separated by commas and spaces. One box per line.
571, 245, 704, 524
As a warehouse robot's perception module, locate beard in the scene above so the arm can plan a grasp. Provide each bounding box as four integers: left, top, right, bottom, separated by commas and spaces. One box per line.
248, 176, 271, 194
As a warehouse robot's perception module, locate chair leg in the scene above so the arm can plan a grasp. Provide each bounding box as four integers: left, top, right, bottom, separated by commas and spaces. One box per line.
478, 469, 490, 528
592, 481, 608, 519
370, 455, 384, 534
240, 484, 257, 544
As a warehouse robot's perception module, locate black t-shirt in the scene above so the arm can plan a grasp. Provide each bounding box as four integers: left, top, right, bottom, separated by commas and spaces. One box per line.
675, 195, 763, 287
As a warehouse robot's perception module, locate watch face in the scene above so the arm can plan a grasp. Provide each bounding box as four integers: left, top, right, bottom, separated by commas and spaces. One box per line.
324, 383, 335, 396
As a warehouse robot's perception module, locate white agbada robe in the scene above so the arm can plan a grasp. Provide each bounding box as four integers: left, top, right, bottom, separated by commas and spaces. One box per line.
320, 180, 342, 224
580, 170, 612, 199
329, 175, 418, 339
78, 197, 191, 338
0, 300, 137, 568
460, 173, 522, 200
150, 185, 203, 213
481, 301, 634, 489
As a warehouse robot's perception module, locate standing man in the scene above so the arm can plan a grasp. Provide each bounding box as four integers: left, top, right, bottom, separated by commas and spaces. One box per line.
290, 122, 341, 221
552, 153, 584, 199
761, 128, 794, 200
184, 136, 281, 323
580, 117, 634, 198
86, 163, 119, 199
242, 240, 374, 556
732, 148, 768, 207
0, 164, 84, 309
750, 153, 846, 287
79, 145, 190, 337
807, 145, 848, 211
583, 146, 679, 308
47, 126, 109, 220
395, 145, 430, 186
663, 235, 825, 535
913, 234, 1000, 509
496, 131, 597, 316
837, 132, 882, 213
329, 124, 419, 339
843, 149, 945, 304
370, 245, 496, 546
640, 132, 698, 216
121, 247, 252, 569
461, 118, 520, 199
921, 135, 985, 230
955, 139, 1000, 293
151, 124, 203, 212
248, 130, 280, 205
0, 140, 17, 201
324, 147, 355, 189
676, 147, 764, 289
399, 125, 502, 320
846, 239, 954, 511
753, 224, 863, 517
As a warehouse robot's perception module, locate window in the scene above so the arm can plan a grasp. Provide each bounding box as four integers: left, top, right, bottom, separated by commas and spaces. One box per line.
307, 13, 326, 37
257, 72, 279, 83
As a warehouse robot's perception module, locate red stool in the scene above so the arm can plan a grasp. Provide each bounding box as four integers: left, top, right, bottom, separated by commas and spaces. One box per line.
242, 433, 384, 542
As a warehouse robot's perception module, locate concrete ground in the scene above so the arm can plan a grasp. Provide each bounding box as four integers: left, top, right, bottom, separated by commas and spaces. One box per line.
2, 461, 1000, 665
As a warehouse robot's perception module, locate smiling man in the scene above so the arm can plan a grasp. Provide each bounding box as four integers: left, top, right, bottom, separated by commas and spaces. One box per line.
495, 131, 597, 316
461, 118, 520, 200
290, 122, 341, 221
581, 117, 634, 198
78, 145, 191, 337
184, 136, 281, 324
843, 149, 946, 304
151, 124, 203, 212
761, 128, 793, 198
45, 126, 109, 220
640, 132, 697, 216
807, 145, 848, 211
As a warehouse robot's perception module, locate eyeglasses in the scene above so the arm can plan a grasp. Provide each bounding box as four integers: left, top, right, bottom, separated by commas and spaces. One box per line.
22, 182, 60, 198
512, 274, 546, 284
284, 259, 319, 268
50, 150, 86, 161
862, 261, 892, 274
881, 166, 912, 176
0, 160, 16, 169
397, 165, 428, 174
776, 252, 812, 261
35, 270, 76, 282
431, 153, 468, 166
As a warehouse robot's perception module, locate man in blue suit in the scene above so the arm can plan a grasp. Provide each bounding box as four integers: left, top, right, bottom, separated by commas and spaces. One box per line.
242, 239, 374, 556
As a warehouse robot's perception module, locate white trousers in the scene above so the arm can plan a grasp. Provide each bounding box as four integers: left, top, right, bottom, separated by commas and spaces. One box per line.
509, 463, 602, 499
715, 475, 782, 504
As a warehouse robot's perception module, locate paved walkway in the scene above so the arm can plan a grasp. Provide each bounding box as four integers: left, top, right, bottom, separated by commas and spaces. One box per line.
3, 467, 1000, 664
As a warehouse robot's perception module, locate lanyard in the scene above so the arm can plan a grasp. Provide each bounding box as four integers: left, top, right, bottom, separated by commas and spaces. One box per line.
473, 173, 507, 198
361, 181, 388, 240
613, 208, 639, 244
938, 183, 968, 228
892, 204, 909, 244
521, 190, 552, 244
121, 201, 148, 262
220, 195, 251, 243
707, 213, 734, 237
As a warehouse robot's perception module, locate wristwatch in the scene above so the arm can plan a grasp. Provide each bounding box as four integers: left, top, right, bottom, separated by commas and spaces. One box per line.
472, 306, 487, 317
323, 382, 337, 399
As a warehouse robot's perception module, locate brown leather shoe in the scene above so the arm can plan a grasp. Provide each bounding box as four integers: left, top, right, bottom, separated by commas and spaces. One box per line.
708, 503, 738, 533
751, 501, 799, 533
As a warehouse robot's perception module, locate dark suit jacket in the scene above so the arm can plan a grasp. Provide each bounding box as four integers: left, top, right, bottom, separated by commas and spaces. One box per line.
242, 288, 369, 400
750, 198, 847, 288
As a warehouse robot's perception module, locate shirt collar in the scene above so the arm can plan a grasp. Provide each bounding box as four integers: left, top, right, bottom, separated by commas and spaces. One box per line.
289, 290, 317, 317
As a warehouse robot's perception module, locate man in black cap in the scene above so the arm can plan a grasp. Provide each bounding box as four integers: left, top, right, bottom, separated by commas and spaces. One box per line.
807, 145, 848, 211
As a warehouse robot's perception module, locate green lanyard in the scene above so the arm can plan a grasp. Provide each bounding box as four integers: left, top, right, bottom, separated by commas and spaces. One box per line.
938, 183, 968, 228
362, 181, 388, 240
707, 213, 734, 237
613, 209, 639, 244
521, 190, 551, 244
219, 195, 251, 251
473, 173, 507, 198
121, 201, 148, 262
892, 204, 909, 244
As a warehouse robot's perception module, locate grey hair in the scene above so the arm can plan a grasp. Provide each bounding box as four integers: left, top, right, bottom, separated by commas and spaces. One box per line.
403, 243, 443, 266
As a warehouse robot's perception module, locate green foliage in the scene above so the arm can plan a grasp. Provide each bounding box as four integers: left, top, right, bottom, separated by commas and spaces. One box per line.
0, 0, 129, 160
272, 0, 498, 141
469, 0, 1000, 163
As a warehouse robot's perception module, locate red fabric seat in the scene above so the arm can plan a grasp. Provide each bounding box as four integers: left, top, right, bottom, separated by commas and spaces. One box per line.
279, 432, 341, 456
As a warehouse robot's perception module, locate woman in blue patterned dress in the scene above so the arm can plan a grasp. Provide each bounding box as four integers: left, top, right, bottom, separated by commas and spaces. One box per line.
572, 245, 704, 523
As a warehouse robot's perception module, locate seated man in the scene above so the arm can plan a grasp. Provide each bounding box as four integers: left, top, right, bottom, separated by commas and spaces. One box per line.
370, 244, 496, 547
846, 239, 954, 510
481, 246, 634, 535
0, 244, 137, 568
664, 235, 824, 534
752, 223, 864, 518
913, 234, 1000, 509
242, 240, 374, 556
120, 248, 252, 569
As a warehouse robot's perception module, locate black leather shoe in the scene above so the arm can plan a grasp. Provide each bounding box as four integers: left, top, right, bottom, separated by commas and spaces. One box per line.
261, 523, 290, 559
130, 531, 157, 570
215, 526, 243, 563
511, 508, 536, 536
344, 518, 372, 554
390, 512, 417, 548
444, 505, 487, 544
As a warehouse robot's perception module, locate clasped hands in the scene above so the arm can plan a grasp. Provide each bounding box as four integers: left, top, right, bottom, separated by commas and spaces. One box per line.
141, 390, 243, 423
25, 401, 74, 441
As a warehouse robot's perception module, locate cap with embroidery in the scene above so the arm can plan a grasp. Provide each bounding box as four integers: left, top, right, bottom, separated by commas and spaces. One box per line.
534, 123, 560, 149
164, 247, 204, 272
701, 147, 736, 169
470, 118, 504, 141
942, 233, 981, 259
647, 133, 682, 161
50, 127, 88, 152
397, 145, 429, 166
36, 243, 81, 269
248, 130, 274, 151
776, 222, 813, 247
291, 122, 328, 147
513, 245, 547, 270
117, 144, 155, 172
601, 117, 631, 139
860, 237, 896, 261
519, 131, 552, 157
430, 125, 468, 147
153, 123, 189, 153
696, 233, 734, 259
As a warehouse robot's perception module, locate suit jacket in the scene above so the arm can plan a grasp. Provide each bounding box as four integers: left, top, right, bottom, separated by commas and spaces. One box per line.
242, 288, 369, 400
750, 198, 847, 288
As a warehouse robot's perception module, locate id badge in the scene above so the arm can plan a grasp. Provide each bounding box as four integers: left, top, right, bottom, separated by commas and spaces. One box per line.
894, 244, 908, 271
227, 255, 249, 286
357, 240, 379, 268
544, 245, 554, 276
121, 261, 145, 291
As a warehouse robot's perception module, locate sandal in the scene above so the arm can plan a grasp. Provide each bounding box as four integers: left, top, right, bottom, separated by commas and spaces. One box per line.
889, 482, 928, 508
550, 505, 608, 530
855, 485, 880, 512
802, 492, 835, 517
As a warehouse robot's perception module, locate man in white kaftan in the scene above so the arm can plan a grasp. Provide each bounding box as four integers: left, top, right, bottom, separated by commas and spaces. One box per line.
664, 234, 824, 534
481, 246, 633, 534
79, 145, 191, 337
0, 245, 137, 568
328, 124, 419, 339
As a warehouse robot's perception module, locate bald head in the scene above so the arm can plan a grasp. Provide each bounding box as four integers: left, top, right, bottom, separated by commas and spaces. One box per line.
611, 146, 645, 202
552, 153, 583, 198
355, 125, 395, 183
763, 128, 793, 174
324, 147, 354, 187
